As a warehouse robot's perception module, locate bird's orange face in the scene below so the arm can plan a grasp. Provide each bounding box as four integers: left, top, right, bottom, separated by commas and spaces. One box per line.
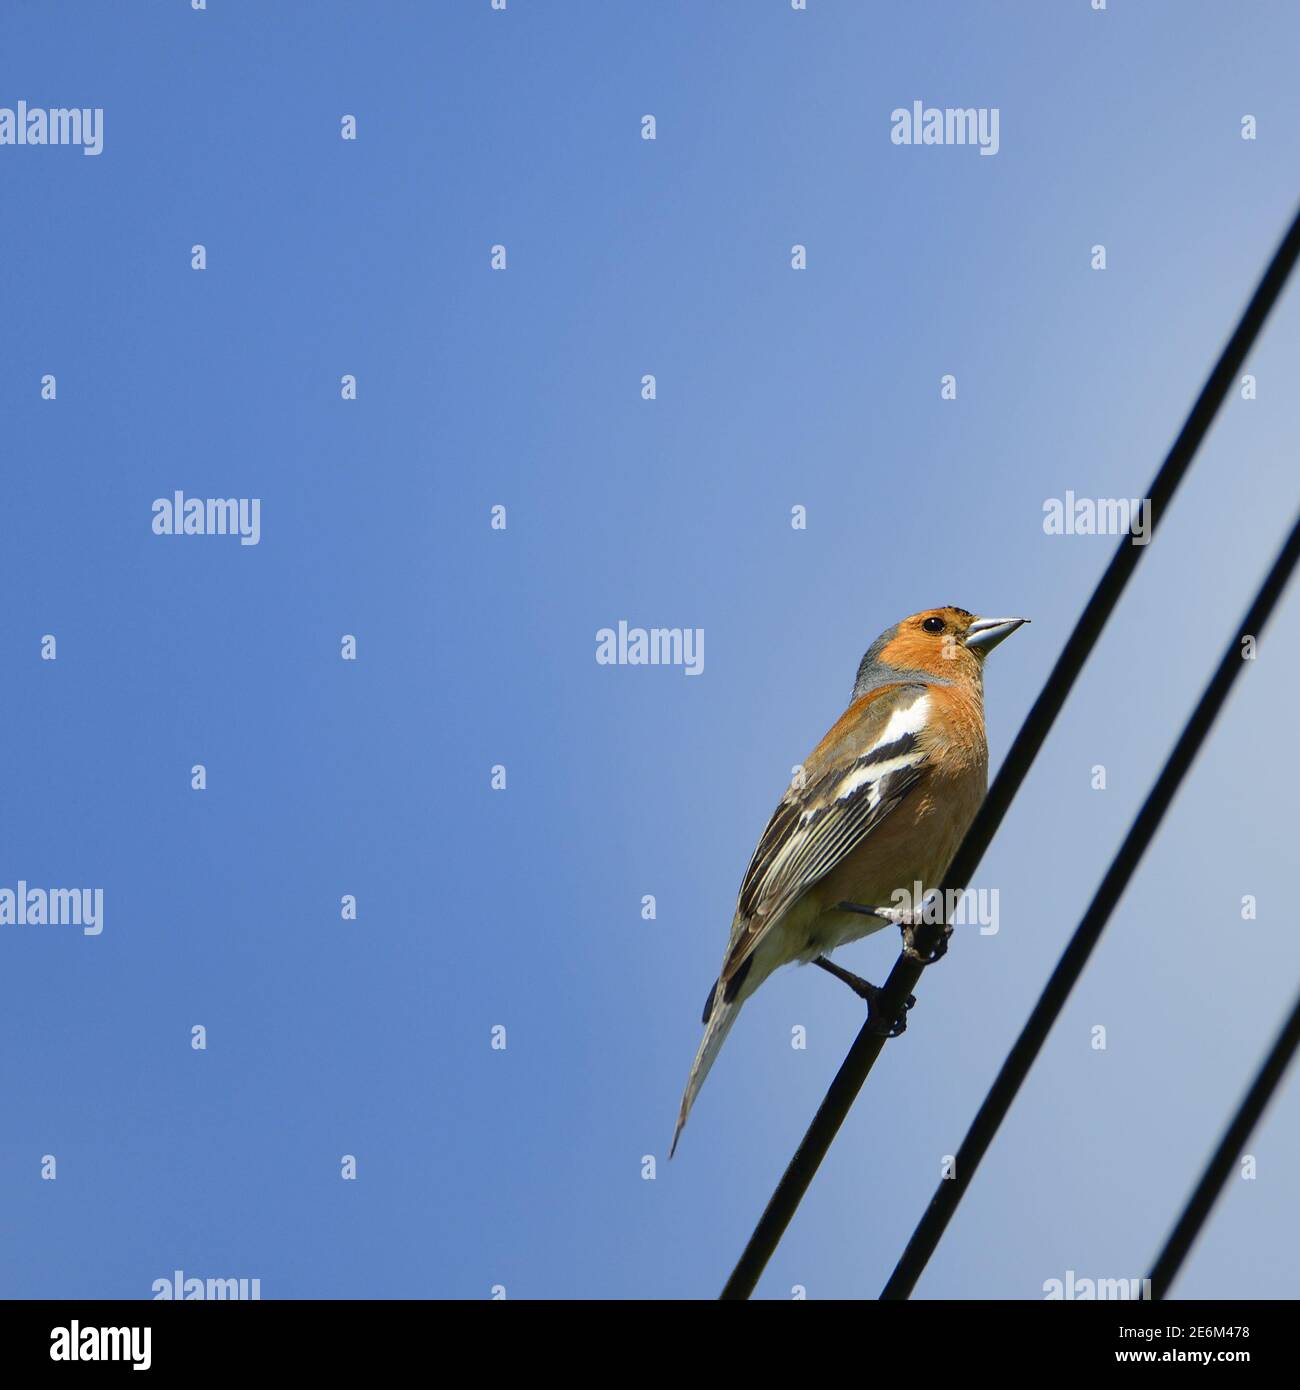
877, 608, 1027, 681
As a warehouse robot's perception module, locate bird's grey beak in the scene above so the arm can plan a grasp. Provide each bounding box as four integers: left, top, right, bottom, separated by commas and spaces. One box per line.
964, 616, 1029, 655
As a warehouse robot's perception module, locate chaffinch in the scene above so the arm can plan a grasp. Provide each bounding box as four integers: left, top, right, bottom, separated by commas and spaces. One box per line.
671, 606, 1027, 1156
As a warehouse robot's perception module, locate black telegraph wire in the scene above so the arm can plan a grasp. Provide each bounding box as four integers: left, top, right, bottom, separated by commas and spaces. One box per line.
1148, 986, 1300, 1300
883, 508, 1300, 1299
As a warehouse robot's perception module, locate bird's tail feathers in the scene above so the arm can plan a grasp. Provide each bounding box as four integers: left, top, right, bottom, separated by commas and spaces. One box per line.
669, 985, 743, 1158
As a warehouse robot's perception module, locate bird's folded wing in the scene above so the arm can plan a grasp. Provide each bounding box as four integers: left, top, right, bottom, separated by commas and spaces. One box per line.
720, 682, 931, 984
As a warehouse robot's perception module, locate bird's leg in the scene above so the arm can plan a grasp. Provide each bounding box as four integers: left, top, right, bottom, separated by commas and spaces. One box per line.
836, 900, 905, 925
813, 954, 882, 1001
813, 955, 914, 1037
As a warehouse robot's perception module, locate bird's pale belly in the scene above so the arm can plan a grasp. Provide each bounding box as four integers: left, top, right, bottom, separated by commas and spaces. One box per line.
795, 776, 984, 963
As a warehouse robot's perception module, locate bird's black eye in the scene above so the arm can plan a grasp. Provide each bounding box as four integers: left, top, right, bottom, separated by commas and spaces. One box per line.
922, 616, 945, 634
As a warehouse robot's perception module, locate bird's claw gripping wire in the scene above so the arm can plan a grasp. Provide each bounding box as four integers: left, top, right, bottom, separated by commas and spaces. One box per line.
813, 955, 915, 1037
870, 999, 911, 1039
836, 898, 953, 966
901, 919, 953, 965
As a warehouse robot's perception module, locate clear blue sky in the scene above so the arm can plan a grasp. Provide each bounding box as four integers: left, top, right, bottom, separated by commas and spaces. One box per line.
2, 0, 1298, 1299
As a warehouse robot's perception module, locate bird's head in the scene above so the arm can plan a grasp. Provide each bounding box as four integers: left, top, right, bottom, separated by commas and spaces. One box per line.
853, 607, 1028, 696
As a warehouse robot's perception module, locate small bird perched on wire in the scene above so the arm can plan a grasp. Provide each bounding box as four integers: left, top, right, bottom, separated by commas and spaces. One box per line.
670, 606, 1027, 1156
